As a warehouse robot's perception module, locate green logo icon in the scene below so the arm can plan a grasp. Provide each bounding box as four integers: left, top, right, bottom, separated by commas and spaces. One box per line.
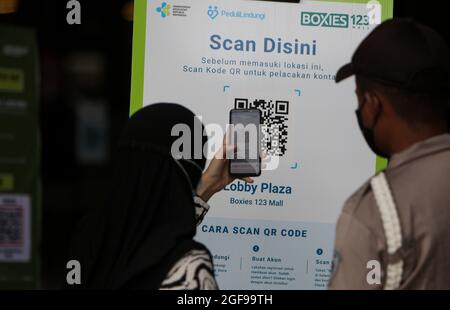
301, 12, 349, 28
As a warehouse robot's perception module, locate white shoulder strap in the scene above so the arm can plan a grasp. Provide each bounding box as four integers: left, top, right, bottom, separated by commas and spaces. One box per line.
370, 172, 403, 290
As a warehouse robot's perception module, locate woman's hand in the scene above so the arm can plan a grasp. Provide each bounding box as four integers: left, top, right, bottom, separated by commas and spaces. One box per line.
196, 140, 254, 202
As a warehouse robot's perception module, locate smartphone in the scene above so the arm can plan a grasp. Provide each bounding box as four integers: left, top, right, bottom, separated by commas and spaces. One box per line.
229, 109, 262, 177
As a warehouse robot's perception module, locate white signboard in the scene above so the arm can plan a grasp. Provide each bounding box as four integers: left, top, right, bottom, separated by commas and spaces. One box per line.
131, 0, 393, 289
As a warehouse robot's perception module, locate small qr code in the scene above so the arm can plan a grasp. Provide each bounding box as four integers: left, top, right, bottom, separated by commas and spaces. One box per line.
0, 206, 23, 246
234, 98, 289, 156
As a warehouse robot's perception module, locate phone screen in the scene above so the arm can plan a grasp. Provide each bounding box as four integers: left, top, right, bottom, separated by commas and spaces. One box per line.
229, 109, 261, 177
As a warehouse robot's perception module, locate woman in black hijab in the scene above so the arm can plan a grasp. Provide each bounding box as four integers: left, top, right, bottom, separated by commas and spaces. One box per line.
68, 103, 238, 289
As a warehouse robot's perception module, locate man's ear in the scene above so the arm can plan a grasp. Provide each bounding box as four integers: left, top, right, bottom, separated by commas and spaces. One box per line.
362, 91, 382, 129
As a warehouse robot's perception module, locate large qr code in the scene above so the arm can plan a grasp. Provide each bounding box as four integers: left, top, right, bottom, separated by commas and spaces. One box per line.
0, 206, 23, 246
234, 98, 289, 156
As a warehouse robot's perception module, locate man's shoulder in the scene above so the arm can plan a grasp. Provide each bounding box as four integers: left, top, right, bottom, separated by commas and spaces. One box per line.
340, 177, 384, 237
342, 179, 374, 215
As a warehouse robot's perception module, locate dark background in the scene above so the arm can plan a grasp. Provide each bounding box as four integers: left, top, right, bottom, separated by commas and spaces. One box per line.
0, 0, 448, 288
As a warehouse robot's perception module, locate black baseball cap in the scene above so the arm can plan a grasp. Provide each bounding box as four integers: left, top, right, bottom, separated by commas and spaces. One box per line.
336, 19, 450, 93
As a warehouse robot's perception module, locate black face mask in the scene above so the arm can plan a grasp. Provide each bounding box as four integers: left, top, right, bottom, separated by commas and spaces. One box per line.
175, 158, 204, 196
355, 104, 389, 159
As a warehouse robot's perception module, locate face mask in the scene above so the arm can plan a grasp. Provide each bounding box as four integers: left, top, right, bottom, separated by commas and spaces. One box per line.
355, 103, 389, 159
173, 158, 204, 196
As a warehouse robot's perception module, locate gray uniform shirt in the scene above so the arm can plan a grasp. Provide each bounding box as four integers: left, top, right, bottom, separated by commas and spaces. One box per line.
329, 134, 450, 290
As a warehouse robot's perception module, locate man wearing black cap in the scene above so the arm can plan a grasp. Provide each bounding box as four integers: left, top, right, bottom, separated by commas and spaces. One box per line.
328, 19, 450, 289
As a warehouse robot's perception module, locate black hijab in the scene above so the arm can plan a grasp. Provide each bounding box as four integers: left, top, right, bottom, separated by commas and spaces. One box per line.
69, 103, 209, 289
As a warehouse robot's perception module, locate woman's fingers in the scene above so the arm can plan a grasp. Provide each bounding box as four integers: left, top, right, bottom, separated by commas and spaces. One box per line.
261, 150, 268, 159
239, 177, 254, 183
223, 144, 237, 160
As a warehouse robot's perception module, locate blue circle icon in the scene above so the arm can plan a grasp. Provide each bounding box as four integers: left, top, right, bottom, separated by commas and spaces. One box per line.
316, 248, 323, 256
253, 245, 260, 252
